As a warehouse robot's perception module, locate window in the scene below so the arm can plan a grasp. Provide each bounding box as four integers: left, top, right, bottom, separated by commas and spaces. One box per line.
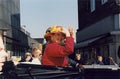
101, 0, 108, 4
90, 0, 96, 12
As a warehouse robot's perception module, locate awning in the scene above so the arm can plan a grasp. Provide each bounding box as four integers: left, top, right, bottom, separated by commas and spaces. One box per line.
75, 35, 106, 49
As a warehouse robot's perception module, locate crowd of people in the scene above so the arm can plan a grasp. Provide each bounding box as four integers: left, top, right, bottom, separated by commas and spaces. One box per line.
0, 25, 120, 72
20, 47, 42, 65
20, 25, 76, 67
19, 25, 105, 67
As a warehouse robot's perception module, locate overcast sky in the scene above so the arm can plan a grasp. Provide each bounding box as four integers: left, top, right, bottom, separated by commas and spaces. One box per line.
20, 0, 78, 38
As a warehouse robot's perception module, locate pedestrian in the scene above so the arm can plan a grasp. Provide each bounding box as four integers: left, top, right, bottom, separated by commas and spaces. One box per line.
0, 33, 8, 71
31, 47, 42, 65
74, 52, 84, 65
42, 27, 51, 55
20, 52, 33, 62
42, 26, 74, 67
96, 56, 104, 65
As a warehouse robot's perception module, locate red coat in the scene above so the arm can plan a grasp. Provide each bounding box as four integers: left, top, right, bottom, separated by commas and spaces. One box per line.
42, 37, 74, 67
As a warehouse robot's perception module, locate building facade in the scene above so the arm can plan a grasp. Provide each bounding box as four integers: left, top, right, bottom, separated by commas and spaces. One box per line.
0, 0, 38, 57
0, 0, 20, 55
76, 0, 120, 64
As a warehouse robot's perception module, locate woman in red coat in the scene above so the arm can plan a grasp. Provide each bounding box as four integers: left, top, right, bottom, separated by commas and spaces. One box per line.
42, 26, 75, 67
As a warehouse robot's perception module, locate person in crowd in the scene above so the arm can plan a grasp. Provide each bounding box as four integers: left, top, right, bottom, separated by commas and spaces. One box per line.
20, 52, 33, 62
42, 27, 51, 55
42, 26, 74, 67
74, 52, 84, 65
31, 47, 42, 65
96, 56, 104, 65
0, 33, 8, 71
43, 26, 78, 68
109, 56, 119, 66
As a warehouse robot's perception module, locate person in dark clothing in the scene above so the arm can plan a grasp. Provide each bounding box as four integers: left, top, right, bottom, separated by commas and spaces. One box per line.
74, 52, 84, 65
67, 57, 79, 67
20, 52, 32, 62
96, 56, 104, 65
42, 27, 51, 55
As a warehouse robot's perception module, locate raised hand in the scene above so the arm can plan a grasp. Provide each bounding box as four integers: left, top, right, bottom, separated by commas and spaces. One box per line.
68, 26, 75, 39
61, 27, 70, 37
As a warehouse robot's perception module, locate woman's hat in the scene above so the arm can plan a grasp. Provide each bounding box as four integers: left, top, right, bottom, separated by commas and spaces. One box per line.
44, 26, 65, 39
50, 26, 62, 33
